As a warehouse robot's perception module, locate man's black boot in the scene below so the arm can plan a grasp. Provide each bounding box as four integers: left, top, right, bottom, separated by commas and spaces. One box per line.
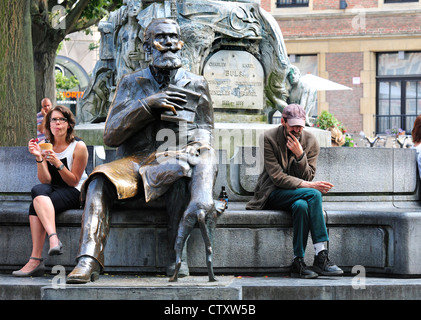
312, 250, 344, 276
291, 257, 318, 279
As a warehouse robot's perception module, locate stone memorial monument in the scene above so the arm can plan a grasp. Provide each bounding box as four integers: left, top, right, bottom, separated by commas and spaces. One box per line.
69, 0, 324, 284
78, 0, 317, 125
203, 50, 265, 118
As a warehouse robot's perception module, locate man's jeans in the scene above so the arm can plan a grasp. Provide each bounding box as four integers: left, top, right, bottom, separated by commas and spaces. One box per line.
266, 188, 329, 258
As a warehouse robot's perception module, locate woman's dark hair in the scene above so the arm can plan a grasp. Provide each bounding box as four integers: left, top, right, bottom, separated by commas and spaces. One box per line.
412, 114, 421, 144
43, 105, 76, 144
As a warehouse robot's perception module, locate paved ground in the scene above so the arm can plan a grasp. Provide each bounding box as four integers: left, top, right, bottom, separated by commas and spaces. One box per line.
3, 272, 421, 300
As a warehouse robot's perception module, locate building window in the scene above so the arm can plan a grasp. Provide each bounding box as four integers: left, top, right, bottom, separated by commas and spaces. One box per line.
384, 0, 418, 3
276, 0, 309, 8
376, 52, 421, 134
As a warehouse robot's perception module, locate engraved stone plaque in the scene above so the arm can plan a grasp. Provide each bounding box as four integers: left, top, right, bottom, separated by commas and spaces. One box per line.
203, 50, 264, 110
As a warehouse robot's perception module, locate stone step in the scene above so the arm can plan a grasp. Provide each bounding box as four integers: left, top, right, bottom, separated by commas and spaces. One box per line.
2, 273, 421, 300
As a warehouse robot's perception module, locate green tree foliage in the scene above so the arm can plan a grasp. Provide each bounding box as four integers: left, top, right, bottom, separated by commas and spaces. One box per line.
55, 70, 80, 91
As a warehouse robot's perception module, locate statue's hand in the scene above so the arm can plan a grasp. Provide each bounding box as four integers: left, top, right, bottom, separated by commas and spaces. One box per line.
144, 91, 187, 115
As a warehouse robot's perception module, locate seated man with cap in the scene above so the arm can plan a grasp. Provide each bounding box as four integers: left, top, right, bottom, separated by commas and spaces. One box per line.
246, 104, 343, 279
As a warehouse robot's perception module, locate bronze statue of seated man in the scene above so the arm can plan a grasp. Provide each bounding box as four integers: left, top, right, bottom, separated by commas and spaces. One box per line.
66, 18, 217, 284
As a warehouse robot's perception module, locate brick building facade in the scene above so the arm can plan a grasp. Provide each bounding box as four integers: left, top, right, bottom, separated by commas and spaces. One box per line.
261, 0, 421, 137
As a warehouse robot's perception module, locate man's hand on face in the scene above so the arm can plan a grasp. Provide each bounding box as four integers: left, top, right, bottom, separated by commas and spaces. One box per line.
286, 132, 304, 159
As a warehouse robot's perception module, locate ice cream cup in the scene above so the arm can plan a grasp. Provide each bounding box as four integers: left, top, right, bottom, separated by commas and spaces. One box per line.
39, 142, 53, 154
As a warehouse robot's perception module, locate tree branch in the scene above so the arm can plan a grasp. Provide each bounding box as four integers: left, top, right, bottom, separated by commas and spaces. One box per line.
47, 0, 77, 11
65, 1, 122, 35
63, 0, 91, 35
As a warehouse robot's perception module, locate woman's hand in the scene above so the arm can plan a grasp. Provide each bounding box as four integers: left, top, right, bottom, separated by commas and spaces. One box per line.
29, 138, 52, 184
44, 150, 62, 168
28, 139, 42, 159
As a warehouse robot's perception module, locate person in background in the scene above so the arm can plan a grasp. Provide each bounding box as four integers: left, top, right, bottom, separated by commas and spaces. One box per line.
412, 115, 421, 178
327, 126, 345, 147
13, 106, 88, 277
37, 98, 52, 141
246, 104, 343, 279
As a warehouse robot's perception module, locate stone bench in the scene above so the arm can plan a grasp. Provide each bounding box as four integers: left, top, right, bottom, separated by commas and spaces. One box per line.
1, 145, 421, 276
218, 146, 421, 276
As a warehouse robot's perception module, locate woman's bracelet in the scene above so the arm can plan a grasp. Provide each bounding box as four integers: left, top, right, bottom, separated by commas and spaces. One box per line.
36, 158, 43, 163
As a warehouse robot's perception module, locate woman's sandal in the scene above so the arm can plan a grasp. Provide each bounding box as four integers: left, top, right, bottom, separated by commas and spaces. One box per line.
48, 233, 63, 256
12, 257, 45, 277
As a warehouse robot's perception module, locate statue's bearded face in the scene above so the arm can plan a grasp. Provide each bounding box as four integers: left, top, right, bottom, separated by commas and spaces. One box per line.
151, 23, 184, 70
